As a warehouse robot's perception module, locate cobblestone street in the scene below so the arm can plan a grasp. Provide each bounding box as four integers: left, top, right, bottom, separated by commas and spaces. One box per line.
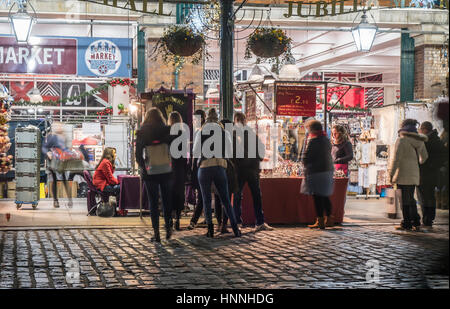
0, 224, 448, 289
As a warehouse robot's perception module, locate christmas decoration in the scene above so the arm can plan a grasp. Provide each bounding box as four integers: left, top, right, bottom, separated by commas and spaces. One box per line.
12, 78, 135, 107
96, 106, 113, 119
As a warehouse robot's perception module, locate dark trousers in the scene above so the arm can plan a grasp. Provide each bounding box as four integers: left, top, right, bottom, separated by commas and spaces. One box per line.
233, 169, 265, 226
312, 195, 332, 217
417, 184, 436, 226
49, 170, 71, 201
103, 184, 120, 201
143, 174, 172, 232
172, 175, 186, 221
215, 193, 229, 226
398, 185, 421, 228
197, 166, 238, 232
190, 182, 204, 224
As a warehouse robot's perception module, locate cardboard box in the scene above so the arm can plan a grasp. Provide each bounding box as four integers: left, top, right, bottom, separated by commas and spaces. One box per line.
7, 181, 16, 190
7, 189, 15, 199
48, 181, 78, 198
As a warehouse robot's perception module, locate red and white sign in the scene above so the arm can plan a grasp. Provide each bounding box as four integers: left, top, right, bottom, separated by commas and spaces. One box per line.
276, 85, 316, 117
0, 37, 77, 74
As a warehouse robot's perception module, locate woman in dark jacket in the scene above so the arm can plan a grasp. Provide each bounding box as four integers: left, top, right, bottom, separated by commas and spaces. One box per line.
331, 124, 353, 176
302, 120, 334, 229
168, 111, 188, 231
135, 108, 173, 242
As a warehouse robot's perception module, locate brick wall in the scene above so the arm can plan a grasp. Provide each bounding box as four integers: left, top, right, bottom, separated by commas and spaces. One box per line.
414, 45, 448, 100
146, 39, 204, 103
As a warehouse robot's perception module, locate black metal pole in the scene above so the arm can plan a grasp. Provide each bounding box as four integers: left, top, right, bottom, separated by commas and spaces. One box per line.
219, 0, 234, 121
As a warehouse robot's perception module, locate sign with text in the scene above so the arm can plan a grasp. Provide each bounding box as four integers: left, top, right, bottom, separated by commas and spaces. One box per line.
0, 37, 77, 74
0, 36, 132, 77
276, 85, 317, 116
245, 91, 257, 122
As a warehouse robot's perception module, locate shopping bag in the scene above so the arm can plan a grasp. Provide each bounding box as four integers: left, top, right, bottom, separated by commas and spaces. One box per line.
386, 185, 402, 219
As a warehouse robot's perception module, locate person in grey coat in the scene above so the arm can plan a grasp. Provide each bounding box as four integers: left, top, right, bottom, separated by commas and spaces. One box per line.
301, 120, 335, 229
389, 119, 428, 231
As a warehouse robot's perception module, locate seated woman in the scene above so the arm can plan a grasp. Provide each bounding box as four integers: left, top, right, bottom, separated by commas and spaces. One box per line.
93, 147, 120, 200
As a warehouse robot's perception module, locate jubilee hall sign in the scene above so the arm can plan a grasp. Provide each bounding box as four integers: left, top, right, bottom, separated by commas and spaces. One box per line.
80, 0, 448, 17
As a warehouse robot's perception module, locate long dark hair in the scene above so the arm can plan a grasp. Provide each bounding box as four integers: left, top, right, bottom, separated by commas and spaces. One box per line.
96, 147, 116, 170
168, 111, 183, 126
144, 107, 166, 126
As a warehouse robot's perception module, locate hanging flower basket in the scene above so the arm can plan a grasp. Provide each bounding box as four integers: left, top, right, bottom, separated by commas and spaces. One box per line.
152, 25, 210, 66
246, 28, 292, 59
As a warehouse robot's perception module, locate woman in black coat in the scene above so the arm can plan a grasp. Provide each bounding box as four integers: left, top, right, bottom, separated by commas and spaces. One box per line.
301, 120, 334, 229
168, 111, 188, 231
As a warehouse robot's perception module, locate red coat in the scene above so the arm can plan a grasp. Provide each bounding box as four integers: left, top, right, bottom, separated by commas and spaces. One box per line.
93, 159, 119, 191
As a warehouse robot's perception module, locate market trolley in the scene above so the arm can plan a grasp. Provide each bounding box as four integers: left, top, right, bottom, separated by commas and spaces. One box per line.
14, 126, 41, 209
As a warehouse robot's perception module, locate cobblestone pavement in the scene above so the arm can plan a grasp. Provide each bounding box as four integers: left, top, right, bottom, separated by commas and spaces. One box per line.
0, 225, 448, 289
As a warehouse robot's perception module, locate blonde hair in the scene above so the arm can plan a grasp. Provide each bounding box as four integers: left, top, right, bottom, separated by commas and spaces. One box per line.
96, 147, 116, 170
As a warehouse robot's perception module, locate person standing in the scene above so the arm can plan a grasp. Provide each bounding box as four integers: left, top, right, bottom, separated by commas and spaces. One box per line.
302, 120, 334, 230
42, 122, 72, 208
417, 121, 446, 228
136, 108, 173, 242
331, 124, 353, 176
193, 108, 241, 238
187, 109, 206, 230
389, 119, 428, 231
168, 111, 188, 231
232, 112, 273, 232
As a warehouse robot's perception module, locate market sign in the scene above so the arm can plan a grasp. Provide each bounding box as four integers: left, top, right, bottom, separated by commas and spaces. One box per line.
276, 85, 316, 116
0, 36, 132, 77
245, 91, 257, 122
0, 37, 77, 74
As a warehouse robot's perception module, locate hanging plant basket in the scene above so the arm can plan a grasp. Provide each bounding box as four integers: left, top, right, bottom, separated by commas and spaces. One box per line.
163, 34, 203, 57
152, 25, 210, 66
246, 28, 292, 59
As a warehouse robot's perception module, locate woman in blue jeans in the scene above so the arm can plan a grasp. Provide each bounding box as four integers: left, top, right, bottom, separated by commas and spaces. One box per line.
193, 109, 241, 238
135, 108, 173, 242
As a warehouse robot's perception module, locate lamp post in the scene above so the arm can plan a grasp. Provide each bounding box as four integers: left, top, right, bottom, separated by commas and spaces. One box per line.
219, 0, 234, 121
9, 1, 36, 44
351, 10, 377, 52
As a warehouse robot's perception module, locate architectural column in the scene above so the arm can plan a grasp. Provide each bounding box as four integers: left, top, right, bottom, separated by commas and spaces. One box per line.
412, 25, 449, 100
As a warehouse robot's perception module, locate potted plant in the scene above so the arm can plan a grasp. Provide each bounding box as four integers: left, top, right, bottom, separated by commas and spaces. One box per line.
245, 28, 292, 59
152, 25, 210, 66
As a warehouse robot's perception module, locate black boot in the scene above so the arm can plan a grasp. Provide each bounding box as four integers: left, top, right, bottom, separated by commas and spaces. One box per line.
206, 224, 214, 238
175, 219, 181, 231
151, 229, 160, 243
166, 225, 173, 240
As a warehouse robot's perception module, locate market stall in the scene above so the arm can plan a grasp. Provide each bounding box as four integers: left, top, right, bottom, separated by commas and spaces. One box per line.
237, 78, 354, 224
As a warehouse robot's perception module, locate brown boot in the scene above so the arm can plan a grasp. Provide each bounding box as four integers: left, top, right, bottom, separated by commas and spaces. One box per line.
308, 218, 319, 228
308, 217, 325, 229
325, 215, 334, 227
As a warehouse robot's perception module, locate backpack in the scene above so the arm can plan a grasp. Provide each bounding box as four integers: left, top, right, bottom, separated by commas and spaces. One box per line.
144, 143, 172, 175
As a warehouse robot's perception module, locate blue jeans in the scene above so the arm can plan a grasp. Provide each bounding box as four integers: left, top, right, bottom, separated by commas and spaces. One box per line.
198, 166, 238, 231
233, 169, 265, 226
143, 173, 172, 231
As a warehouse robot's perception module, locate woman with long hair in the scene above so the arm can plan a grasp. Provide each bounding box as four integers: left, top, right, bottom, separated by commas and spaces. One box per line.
331, 124, 353, 176
136, 107, 173, 242
192, 108, 241, 238
168, 111, 188, 230
93, 147, 120, 199
301, 120, 334, 230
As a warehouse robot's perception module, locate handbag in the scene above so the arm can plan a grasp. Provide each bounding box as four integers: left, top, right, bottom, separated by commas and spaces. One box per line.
385, 184, 402, 219
96, 197, 116, 217
300, 177, 310, 195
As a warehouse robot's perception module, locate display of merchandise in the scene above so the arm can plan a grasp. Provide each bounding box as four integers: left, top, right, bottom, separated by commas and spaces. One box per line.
14, 126, 41, 209
0, 84, 13, 174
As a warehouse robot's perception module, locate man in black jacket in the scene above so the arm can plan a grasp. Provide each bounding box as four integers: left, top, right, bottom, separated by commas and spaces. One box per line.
418, 121, 447, 228
232, 112, 273, 232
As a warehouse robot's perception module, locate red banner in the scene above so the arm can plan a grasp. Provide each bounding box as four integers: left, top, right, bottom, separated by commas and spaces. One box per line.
0, 37, 77, 74
276, 85, 316, 116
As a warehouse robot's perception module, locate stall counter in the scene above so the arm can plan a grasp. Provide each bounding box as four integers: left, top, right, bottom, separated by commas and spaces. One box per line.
241, 177, 348, 225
